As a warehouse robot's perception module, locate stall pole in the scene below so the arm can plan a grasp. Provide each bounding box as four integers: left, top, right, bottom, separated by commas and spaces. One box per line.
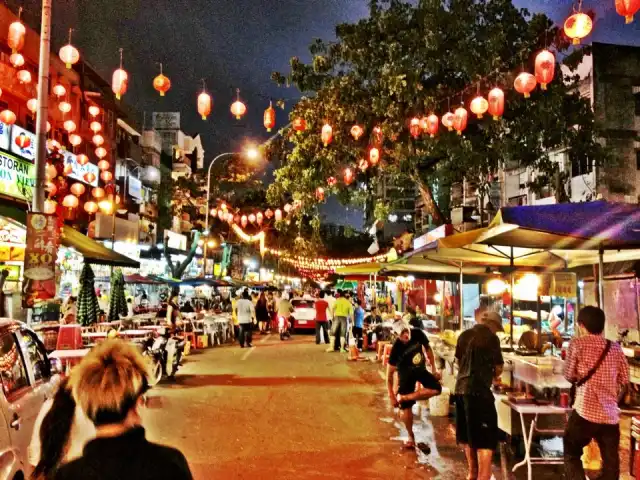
597, 247, 605, 310
441, 278, 446, 331
459, 265, 464, 331
423, 279, 427, 314
510, 247, 515, 348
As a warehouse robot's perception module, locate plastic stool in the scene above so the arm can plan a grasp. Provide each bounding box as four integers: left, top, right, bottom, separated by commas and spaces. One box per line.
184, 332, 197, 350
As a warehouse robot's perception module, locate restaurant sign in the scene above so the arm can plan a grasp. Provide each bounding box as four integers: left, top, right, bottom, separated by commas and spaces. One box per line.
22, 213, 61, 308
10, 125, 37, 162
551, 273, 577, 298
0, 151, 35, 201
62, 151, 99, 187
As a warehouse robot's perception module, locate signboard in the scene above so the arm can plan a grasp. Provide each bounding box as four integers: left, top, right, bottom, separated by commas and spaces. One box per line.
0, 264, 21, 281
10, 125, 36, 162
551, 273, 577, 298
0, 246, 24, 261
23, 213, 60, 307
63, 151, 99, 187
413, 224, 453, 250
0, 122, 10, 150
165, 230, 187, 250
152, 112, 180, 130
128, 176, 142, 200
0, 151, 35, 201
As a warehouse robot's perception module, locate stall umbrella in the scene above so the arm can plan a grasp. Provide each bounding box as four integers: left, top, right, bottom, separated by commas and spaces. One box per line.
77, 263, 100, 326
108, 268, 128, 321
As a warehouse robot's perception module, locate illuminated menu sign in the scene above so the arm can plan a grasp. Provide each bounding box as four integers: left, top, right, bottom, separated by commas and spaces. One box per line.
0, 151, 35, 201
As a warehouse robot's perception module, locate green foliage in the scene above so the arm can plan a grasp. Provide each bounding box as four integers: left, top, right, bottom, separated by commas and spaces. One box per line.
268, 0, 608, 224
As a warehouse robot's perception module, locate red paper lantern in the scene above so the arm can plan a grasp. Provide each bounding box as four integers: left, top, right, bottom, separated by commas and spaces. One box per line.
409, 117, 421, 139
70, 183, 85, 196
96, 148, 108, 160
369, 147, 380, 166
264, 102, 276, 132
112, 68, 128, 100
58, 101, 72, 114
284, 203, 292, 214
45, 164, 57, 180
62, 194, 79, 209
27, 98, 37, 113
198, 91, 212, 120
90, 121, 102, 133
564, 12, 593, 45
52, 84, 67, 98
46, 121, 51, 133
88, 105, 100, 117
616, 0, 640, 23
153, 65, 171, 97
274, 209, 282, 222
514, 72, 537, 98
441, 112, 455, 131
17, 69, 31, 84
97, 160, 110, 171
44, 200, 57, 215
84, 172, 97, 184
256, 212, 263, 225
47, 139, 61, 150
92, 134, 105, 147
372, 126, 383, 145
100, 171, 113, 182
69, 134, 82, 147
327, 176, 337, 187
293, 117, 306, 132
487, 88, 505, 120
535, 49, 555, 90
63, 120, 77, 133
350, 124, 364, 141
241, 215, 248, 228
63, 164, 73, 176
316, 187, 325, 201
453, 107, 468, 135
0, 110, 16, 125
265, 209, 274, 219
248, 213, 256, 224
358, 159, 369, 171
84, 201, 98, 214
45, 181, 57, 197
59, 30, 80, 69
10, 52, 24, 68
321, 123, 333, 146
343, 167, 354, 185
8, 20, 25, 52
217, 209, 225, 221
77, 154, 89, 166
425, 114, 439, 138
92, 187, 105, 199
470, 96, 489, 119
226, 212, 234, 224
230, 89, 246, 120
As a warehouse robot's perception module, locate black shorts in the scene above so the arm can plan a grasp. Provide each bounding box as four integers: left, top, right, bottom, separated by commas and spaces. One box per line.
455, 394, 499, 450
397, 369, 442, 410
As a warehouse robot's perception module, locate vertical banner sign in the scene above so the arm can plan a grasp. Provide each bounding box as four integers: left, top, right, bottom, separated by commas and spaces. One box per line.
23, 213, 61, 308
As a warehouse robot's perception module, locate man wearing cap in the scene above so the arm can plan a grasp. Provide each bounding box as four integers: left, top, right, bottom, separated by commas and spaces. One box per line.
386, 321, 442, 450
455, 310, 504, 480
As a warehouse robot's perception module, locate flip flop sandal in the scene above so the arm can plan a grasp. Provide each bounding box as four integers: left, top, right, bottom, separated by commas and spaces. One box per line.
402, 441, 416, 450
416, 442, 431, 454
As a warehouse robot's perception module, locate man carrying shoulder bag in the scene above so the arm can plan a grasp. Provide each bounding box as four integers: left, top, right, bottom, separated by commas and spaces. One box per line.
563, 306, 629, 480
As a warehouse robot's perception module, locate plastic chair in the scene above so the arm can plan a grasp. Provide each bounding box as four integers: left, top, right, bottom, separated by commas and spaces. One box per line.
56, 325, 83, 351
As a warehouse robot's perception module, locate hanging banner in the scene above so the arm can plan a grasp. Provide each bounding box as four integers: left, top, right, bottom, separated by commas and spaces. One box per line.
551, 273, 577, 298
22, 213, 61, 308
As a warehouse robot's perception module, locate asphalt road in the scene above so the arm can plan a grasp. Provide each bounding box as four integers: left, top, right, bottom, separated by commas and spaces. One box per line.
140, 332, 630, 480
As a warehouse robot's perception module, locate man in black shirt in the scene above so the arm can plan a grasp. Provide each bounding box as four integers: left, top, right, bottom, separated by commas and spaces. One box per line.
455, 310, 504, 480
387, 321, 441, 449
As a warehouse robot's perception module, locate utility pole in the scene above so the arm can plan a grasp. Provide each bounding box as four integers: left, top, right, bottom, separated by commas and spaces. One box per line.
32, 0, 52, 213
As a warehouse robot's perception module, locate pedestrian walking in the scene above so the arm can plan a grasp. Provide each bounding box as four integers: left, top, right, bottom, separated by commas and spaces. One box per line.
327, 290, 353, 353
454, 310, 504, 480
314, 291, 330, 344
29, 377, 96, 479
53, 340, 193, 480
235, 290, 256, 348
352, 299, 365, 350
256, 292, 270, 334
563, 306, 629, 480
386, 321, 441, 450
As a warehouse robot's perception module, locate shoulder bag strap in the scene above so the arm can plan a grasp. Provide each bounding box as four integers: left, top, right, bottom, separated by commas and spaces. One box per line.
576, 340, 612, 387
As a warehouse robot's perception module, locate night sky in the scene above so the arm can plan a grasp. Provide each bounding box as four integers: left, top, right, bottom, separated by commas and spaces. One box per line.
20, 0, 640, 227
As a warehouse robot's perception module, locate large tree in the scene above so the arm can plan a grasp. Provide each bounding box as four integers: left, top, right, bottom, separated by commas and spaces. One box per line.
268, 0, 609, 231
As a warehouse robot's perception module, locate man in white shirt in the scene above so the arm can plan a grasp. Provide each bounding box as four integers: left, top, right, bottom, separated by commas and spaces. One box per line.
235, 290, 256, 348
325, 290, 336, 322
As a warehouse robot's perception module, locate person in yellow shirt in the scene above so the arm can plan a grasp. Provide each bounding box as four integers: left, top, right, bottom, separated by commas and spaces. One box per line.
231, 294, 239, 340
327, 290, 354, 353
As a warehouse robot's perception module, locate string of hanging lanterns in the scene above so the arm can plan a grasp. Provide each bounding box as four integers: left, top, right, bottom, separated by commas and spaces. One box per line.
208, 201, 301, 228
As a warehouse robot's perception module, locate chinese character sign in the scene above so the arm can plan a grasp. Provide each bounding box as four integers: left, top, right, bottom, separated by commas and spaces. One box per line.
22, 213, 61, 308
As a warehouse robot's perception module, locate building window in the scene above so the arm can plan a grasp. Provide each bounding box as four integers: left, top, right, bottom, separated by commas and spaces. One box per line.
571, 156, 593, 177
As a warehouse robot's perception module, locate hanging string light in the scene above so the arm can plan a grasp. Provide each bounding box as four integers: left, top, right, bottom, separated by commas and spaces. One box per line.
153, 63, 171, 96
112, 48, 129, 100
230, 88, 247, 120
59, 28, 80, 69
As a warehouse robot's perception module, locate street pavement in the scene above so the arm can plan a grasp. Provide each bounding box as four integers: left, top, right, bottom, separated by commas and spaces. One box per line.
141, 332, 630, 479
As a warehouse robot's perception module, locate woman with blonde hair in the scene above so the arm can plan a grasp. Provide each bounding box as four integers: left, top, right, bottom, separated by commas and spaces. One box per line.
53, 340, 192, 480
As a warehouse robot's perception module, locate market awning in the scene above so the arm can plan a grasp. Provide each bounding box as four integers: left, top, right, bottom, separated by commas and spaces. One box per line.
179, 277, 232, 287
334, 264, 385, 276
124, 274, 162, 284
61, 226, 139, 268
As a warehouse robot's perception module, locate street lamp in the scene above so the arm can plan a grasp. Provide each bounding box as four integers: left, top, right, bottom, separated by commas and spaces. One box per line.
202, 146, 259, 275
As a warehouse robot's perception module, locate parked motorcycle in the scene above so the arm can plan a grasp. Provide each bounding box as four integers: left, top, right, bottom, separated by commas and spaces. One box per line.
142, 329, 185, 385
